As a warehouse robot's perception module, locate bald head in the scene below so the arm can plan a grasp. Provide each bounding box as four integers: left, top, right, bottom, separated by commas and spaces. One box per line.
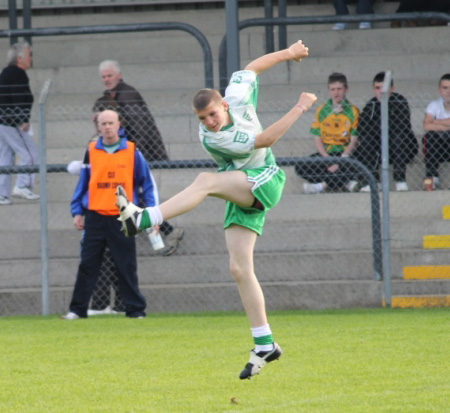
97, 110, 121, 144
98, 109, 119, 123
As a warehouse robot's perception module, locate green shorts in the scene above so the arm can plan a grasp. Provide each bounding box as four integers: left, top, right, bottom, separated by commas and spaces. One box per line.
223, 164, 286, 236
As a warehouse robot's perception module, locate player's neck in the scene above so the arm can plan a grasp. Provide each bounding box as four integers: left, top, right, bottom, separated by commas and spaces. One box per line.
225, 112, 233, 127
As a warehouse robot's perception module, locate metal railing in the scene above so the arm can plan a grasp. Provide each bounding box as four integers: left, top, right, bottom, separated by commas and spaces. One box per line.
0, 22, 214, 89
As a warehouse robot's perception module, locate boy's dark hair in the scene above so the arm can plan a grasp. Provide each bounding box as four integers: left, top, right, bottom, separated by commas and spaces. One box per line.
439, 73, 450, 85
192, 89, 223, 111
328, 72, 348, 88
373, 72, 394, 87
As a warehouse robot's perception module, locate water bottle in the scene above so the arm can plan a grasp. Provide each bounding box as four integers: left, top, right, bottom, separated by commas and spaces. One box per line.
148, 229, 165, 251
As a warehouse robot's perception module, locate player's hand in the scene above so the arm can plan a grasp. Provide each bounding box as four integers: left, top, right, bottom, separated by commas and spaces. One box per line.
288, 40, 309, 62
297, 92, 317, 111
328, 164, 339, 173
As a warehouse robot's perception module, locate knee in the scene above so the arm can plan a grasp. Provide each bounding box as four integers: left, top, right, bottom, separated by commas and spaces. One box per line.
192, 172, 216, 193
229, 258, 250, 284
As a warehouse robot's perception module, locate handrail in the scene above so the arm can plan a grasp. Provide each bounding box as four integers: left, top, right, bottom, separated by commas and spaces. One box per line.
219, 12, 450, 93
0, 22, 214, 89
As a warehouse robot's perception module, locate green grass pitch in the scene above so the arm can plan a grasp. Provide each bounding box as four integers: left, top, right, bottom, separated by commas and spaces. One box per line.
1, 308, 449, 412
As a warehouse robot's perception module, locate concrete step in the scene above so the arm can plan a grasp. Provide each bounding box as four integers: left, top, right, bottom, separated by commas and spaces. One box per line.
3, 190, 450, 264
43, 89, 200, 111
0, 248, 378, 290
21, 21, 448, 72
30, 61, 206, 94
6, 157, 450, 205
391, 280, 450, 296
42, 111, 198, 151
3, 185, 450, 227
0, 277, 383, 316
26, 25, 450, 94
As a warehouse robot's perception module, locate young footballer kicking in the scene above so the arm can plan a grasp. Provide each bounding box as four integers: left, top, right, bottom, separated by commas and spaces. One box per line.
116, 40, 317, 379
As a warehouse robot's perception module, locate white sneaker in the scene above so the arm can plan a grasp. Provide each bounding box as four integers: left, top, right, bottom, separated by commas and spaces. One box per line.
12, 186, 39, 200
60, 311, 80, 320
333, 23, 348, 30
303, 182, 324, 194
359, 22, 372, 29
239, 343, 282, 380
395, 182, 409, 192
88, 305, 119, 316
346, 180, 359, 192
87, 306, 117, 316
360, 183, 380, 192
0, 196, 12, 205
360, 184, 370, 192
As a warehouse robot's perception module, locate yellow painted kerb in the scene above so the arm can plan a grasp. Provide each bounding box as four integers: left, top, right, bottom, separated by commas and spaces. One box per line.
423, 235, 450, 249
403, 265, 450, 279
442, 205, 450, 220
385, 295, 450, 308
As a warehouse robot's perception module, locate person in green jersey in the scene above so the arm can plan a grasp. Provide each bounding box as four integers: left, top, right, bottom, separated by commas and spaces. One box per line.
116, 40, 317, 379
295, 72, 359, 194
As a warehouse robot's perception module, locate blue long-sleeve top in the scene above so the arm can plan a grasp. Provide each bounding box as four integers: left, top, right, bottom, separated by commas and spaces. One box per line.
70, 136, 159, 216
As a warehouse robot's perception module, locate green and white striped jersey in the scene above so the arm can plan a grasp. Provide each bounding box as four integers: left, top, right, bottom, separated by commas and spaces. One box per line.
199, 70, 276, 171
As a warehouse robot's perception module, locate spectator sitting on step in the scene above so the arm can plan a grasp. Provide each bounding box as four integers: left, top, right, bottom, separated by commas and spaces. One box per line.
391, 0, 450, 28
422, 73, 450, 190
352, 72, 418, 192
295, 72, 359, 194
332, 0, 374, 30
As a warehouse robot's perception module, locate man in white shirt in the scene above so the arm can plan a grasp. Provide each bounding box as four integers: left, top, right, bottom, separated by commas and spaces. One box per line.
423, 73, 450, 189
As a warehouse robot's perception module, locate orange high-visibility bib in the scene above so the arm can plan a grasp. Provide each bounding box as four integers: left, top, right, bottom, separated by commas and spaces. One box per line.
88, 141, 135, 215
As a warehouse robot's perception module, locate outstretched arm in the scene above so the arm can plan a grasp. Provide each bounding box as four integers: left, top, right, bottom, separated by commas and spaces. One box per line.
254, 92, 317, 149
245, 40, 309, 75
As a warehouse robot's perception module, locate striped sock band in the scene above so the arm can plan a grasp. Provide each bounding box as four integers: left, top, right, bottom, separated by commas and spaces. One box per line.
138, 209, 151, 230
251, 324, 274, 353
138, 206, 163, 230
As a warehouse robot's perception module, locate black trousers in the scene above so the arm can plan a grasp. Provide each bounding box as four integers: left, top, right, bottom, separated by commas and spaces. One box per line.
69, 211, 146, 318
333, 0, 374, 15
424, 131, 450, 178
295, 153, 356, 190
353, 149, 410, 182
90, 248, 125, 312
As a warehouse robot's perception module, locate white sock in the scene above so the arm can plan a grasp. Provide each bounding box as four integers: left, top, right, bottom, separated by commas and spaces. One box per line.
136, 206, 163, 228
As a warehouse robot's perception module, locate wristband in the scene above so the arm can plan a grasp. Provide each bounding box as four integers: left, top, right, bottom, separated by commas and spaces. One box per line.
295, 104, 307, 112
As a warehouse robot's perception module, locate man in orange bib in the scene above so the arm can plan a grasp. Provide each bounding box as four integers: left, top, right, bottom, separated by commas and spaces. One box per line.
62, 110, 158, 319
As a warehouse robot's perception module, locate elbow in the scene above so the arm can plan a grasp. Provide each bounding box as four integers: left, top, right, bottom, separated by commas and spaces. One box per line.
255, 134, 274, 149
